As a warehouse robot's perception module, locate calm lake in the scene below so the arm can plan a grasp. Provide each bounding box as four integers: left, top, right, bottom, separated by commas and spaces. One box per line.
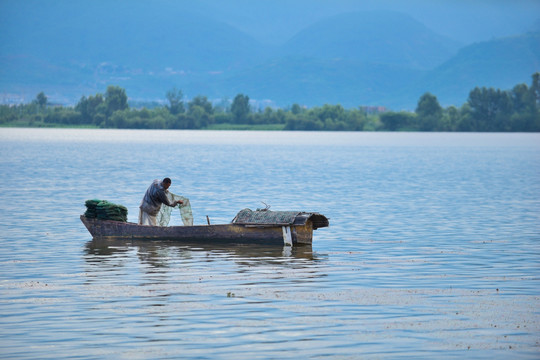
0, 128, 539, 359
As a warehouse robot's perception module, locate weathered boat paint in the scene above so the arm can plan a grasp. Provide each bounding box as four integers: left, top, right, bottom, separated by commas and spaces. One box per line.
80, 214, 328, 246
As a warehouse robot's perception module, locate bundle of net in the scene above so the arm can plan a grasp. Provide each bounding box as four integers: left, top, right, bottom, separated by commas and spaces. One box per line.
84, 199, 101, 218
85, 199, 128, 222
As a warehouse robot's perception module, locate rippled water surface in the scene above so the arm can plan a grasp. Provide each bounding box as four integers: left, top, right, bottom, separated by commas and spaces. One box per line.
0, 129, 539, 359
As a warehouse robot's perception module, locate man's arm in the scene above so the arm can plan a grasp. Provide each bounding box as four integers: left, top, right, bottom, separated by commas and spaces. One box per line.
158, 190, 183, 207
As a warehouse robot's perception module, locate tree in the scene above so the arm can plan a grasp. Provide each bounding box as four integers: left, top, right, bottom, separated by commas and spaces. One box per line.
440, 106, 460, 131
105, 85, 128, 116
166, 88, 185, 115
291, 103, 303, 115
284, 114, 324, 130
531, 72, 540, 107
76, 94, 105, 124
188, 95, 213, 115
380, 111, 415, 131
528, 73, 540, 130
467, 87, 512, 131
511, 84, 533, 114
510, 79, 540, 131
188, 105, 211, 128
347, 109, 367, 131
316, 104, 345, 123
415, 92, 442, 131
35, 92, 48, 109
231, 94, 250, 123
108, 109, 129, 128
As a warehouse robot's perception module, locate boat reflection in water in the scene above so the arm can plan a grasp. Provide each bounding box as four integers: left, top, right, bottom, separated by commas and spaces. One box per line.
84, 238, 320, 268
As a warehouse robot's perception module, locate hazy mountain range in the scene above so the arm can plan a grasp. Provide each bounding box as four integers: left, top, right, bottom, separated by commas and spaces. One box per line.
0, 0, 539, 110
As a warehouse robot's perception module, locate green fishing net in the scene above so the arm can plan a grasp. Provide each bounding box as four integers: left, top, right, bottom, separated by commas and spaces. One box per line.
84, 199, 128, 222
84, 199, 101, 218
157, 192, 193, 226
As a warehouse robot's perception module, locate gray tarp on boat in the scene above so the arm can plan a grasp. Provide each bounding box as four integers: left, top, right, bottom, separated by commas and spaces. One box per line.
232, 209, 329, 229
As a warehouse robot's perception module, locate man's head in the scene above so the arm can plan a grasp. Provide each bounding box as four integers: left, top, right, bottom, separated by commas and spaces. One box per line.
162, 177, 172, 190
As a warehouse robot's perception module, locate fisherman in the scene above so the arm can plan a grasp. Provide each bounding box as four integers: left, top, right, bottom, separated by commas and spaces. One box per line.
139, 178, 183, 226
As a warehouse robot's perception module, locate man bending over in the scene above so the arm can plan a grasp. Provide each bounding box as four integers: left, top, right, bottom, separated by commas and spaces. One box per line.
139, 177, 183, 226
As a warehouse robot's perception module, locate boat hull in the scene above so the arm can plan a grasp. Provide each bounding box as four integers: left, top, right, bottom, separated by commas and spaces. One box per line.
80, 215, 315, 246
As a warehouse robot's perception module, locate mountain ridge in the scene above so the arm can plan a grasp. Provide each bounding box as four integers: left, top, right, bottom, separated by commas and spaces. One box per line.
279, 11, 462, 70
0, 4, 538, 109
396, 31, 540, 108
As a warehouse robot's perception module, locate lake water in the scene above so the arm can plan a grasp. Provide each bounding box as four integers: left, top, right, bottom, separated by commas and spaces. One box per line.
0, 128, 539, 359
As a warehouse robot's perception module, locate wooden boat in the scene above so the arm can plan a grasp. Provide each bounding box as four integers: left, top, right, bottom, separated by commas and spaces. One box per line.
80, 209, 329, 246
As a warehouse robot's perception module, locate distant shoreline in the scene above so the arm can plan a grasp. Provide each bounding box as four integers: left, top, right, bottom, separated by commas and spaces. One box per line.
2, 123, 540, 133
0, 122, 287, 131
2, 73, 539, 132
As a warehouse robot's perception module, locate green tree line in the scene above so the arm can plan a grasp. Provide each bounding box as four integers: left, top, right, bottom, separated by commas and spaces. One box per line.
1, 74, 539, 131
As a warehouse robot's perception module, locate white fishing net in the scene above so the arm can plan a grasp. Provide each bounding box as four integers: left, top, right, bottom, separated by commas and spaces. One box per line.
156, 192, 193, 226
